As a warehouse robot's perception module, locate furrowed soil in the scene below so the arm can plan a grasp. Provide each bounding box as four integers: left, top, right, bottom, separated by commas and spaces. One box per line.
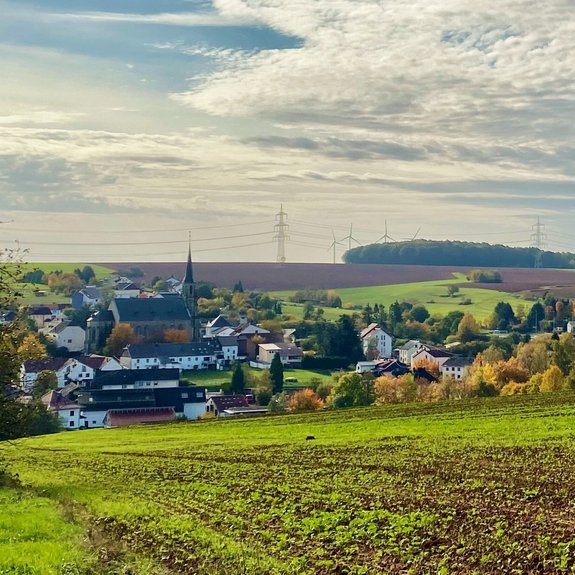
5, 393, 575, 574
103, 262, 575, 293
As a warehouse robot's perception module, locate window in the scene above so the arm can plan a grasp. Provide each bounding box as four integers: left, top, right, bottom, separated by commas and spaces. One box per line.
69, 410, 75, 416
69, 421, 75, 427
196, 392, 203, 398
181, 392, 188, 399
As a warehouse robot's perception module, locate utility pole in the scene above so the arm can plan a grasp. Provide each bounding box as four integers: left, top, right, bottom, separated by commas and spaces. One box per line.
531, 217, 546, 268
274, 205, 289, 263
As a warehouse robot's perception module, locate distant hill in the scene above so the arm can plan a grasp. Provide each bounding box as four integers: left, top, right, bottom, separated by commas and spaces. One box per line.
344, 240, 575, 269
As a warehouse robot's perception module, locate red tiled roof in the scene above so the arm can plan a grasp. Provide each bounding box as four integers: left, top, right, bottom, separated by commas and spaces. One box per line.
105, 407, 176, 427
23, 357, 69, 373
210, 395, 249, 411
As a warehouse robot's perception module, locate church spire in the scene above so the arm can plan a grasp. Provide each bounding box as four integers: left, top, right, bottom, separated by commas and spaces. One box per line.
184, 232, 194, 284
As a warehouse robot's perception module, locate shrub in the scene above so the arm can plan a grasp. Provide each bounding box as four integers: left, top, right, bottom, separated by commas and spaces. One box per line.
288, 389, 324, 412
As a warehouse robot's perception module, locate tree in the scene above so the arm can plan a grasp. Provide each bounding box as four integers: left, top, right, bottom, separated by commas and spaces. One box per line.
329, 372, 374, 407
232, 280, 244, 293
288, 389, 324, 412
553, 333, 575, 375
410, 305, 430, 323
526, 302, 545, 332
539, 365, 565, 392
457, 313, 480, 343
17, 333, 47, 362
32, 370, 58, 398
447, 285, 459, 298
493, 302, 516, 331
335, 315, 363, 363
105, 323, 140, 356
230, 361, 246, 394
269, 353, 284, 394
303, 301, 315, 320
75, 265, 95, 284
163, 329, 191, 343
374, 374, 417, 404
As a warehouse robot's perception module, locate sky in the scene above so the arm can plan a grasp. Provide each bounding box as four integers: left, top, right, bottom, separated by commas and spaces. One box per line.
0, 0, 574, 263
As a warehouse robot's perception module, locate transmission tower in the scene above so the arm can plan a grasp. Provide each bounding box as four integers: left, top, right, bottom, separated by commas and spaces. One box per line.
531, 217, 546, 268
274, 205, 289, 263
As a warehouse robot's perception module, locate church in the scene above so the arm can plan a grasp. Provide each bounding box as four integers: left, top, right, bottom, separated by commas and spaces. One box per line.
85, 246, 200, 353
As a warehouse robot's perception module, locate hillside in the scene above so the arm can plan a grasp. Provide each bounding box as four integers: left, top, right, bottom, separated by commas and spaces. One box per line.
5, 393, 575, 574
344, 240, 575, 269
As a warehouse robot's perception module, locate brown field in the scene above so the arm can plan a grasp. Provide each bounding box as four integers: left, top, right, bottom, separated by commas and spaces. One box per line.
103, 262, 575, 292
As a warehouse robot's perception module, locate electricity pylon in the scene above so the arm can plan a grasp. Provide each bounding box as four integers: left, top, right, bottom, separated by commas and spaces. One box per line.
274, 205, 289, 263
531, 217, 546, 268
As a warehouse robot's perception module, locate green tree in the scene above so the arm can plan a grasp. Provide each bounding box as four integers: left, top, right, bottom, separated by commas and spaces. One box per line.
303, 301, 315, 320
335, 315, 363, 363
32, 370, 58, 398
526, 302, 545, 332
457, 313, 480, 344
553, 333, 575, 375
410, 305, 430, 323
329, 372, 374, 407
269, 352, 284, 394
230, 361, 246, 394
447, 285, 459, 297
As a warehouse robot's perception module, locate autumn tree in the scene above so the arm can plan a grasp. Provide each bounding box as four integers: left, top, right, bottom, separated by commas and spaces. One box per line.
457, 313, 480, 343
516, 339, 550, 375
288, 389, 324, 412
552, 333, 575, 375
539, 365, 565, 392
163, 329, 191, 343
329, 372, 374, 408
17, 333, 47, 362
374, 374, 417, 404
105, 323, 140, 356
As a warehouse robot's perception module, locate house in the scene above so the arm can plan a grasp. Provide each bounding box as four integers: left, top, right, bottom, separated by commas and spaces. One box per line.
76, 370, 206, 428
398, 340, 425, 365
205, 314, 233, 338
41, 390, 83, 430
360, 323, 393, 359
85, 309, 115, 353
440, 357, 473, 380
27, 306, 54, 329
411, 347, 453, 369
257, 342, 304, 367
60, 355, 123, 386
71, 286, 101, 310
413, 367, 439, 384
21, 357, 70, 390
355, 361, 383, 374
205, 394, 250, 417
40, 319, 86, 353
113, 282, 141, 299
567, 322, 575, 334
0, 310, 17, 325
120, 341, 221, 371
355, 358, 410, 377
216, 336, 239, 366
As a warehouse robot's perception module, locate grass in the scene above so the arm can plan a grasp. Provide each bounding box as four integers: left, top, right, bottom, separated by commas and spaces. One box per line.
0, 486, 91, 574
5, 392, 575, 573
276, 274, 533, 321
182, 367, 333, 389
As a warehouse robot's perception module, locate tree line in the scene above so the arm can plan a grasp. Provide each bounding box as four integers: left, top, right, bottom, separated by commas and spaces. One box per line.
344, 240, 575, 269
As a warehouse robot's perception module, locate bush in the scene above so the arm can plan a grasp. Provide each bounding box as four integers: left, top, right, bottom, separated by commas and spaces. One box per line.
467, 269, 502, 283
288, 389, 324, 412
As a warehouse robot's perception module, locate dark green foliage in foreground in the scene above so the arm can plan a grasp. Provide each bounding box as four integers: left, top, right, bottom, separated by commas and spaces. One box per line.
344, 239, 575, 268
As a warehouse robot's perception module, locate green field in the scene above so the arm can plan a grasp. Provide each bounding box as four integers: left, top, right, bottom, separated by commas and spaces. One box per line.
182, 367, 333, 389
5, 393, 575, 574
276, 275, 532, 321
8, 263, 116, 305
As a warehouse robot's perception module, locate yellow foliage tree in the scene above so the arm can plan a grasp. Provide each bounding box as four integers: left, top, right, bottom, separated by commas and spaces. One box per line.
539, 365, 565, 393
17, 333, 47, 362
105, 323, 141, 357
163, 329, 190, 343
288, 388, 324, 412
374, 374, 417, 404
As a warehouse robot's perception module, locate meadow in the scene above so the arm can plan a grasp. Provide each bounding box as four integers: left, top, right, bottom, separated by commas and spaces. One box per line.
276, 274, 532, 321
4, 392, 575, 574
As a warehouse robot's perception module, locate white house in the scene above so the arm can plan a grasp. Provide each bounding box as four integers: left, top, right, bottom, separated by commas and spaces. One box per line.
60, 355, 123, 387
21, 358, 70, 391
411, 347, 453, 369
216, 336, 239, 366
40, 319, 86, 353
398, 340, 425, 365
120, 341, 221, 371
257, 342, 304, 366
360, 323, 393, 359
114, 282, 141, 299
71, 286, 101, 310
41, 390, 83, 430
440, 357, 473, 381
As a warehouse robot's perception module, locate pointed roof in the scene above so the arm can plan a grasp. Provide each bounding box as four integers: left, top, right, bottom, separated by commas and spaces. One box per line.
183, 238, 194, 284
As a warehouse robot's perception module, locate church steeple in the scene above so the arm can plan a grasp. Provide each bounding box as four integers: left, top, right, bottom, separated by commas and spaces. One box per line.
184, 234, 194, 284
182, 233, 199, 341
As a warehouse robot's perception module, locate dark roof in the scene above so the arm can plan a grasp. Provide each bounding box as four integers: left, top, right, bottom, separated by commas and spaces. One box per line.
81, 286, 101, 299
28, 306, 53, 315
88, 309, 115, 323
91, 368, 180, 388
112, 298, 190, 322
41, 390, 78, 411
23, 357, 69, 373
154, 386, 206, 410
77, 388, 156, 409
71, 355, 110, 370
115, 282, 139, 291
412, 367, 439, 383
416, 347, 453, 358
217, 335, 239, 347
105, 407, 176, 427
209, 395, 249, 411
208, 315, 232, 328
442, 357, 473, 368
123, 341, 218, 359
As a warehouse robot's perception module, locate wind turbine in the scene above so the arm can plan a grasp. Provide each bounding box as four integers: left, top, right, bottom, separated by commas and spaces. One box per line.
340, 224, 361, 251
328, 230, 344, 264
375, 220, 396, 243
402, 227, 422, 241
